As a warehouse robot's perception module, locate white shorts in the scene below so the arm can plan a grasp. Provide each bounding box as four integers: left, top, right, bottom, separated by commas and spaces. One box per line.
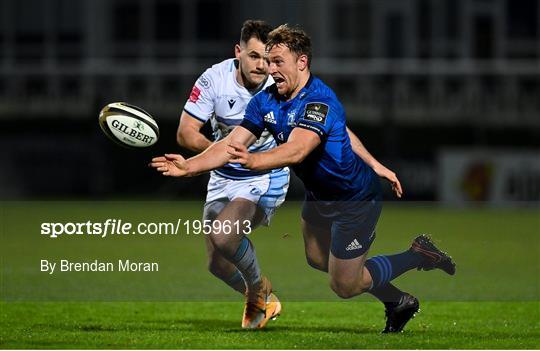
204, 169, 290, 226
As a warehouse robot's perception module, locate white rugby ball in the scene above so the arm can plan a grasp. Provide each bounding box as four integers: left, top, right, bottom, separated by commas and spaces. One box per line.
99, 102, 159, 148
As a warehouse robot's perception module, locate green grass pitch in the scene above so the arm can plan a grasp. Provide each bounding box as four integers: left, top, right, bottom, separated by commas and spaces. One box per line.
1, 201, 539, 349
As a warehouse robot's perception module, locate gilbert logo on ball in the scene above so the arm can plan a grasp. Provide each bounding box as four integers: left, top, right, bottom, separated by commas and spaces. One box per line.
99, 102, 159, 148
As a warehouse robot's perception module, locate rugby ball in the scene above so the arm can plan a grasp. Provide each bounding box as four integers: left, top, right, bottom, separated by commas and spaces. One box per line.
98, 102, 159, 148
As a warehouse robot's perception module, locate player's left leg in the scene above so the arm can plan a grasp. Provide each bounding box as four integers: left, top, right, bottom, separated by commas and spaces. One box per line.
301, 201, 408, 305
203, 200, 247, 294
210, 171, 284, 291
328, 252, 420, 299
203, 234, 247, 294
328, 252, 371, 298
328, 198, 456, 332
326, 198, 381, 298
325, 198, 415, 331
212, 170, 288, 329
327, 197, 448, 295
377, 235, 456, 333
301, 218, 331, 272
209, 197, 281, 329
328, 246, 423, 333
300, 198, 332, 272
208, 198, 266, 296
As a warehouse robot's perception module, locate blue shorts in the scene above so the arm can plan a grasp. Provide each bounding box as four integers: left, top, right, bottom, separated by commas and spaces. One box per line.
301, 192, 382, 259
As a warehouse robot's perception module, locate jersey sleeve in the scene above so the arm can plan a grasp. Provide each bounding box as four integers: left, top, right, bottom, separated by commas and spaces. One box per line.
239, 94, 265, 139
295, 101, 334, 138
182, 69, 217, 123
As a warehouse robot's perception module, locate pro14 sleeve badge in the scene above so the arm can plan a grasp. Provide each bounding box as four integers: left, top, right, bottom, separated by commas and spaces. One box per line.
303, 103, 329, 125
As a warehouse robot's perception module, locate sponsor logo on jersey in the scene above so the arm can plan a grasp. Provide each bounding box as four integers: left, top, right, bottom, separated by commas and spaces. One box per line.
228, 99, 236, 109
198, 75, 211, 89
264, 111, 277, 124
189, 86, 201, 103
303, 102, 329, 125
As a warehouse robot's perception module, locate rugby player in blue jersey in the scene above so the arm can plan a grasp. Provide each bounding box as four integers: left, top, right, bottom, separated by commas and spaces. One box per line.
151, 24, 456, 333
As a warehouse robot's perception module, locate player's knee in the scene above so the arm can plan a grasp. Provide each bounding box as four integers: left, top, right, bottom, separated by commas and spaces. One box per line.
330, 278, 366, 299
208, 234, 236, 258
330, 281, 356, 299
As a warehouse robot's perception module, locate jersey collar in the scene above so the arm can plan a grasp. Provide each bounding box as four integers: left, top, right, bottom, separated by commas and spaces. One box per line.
294, 73, 314, 101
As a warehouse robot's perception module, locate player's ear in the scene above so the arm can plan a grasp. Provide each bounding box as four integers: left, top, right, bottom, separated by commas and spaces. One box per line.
234, 44, 242, 59
297, 54, 308, 71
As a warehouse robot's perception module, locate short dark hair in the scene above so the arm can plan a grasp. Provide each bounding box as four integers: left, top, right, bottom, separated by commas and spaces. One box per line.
266, 24, 312, 67
240, 20, 273, 45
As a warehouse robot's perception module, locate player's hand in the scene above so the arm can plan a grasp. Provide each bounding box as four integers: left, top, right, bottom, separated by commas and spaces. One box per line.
227, 141, 255, 168
373, 164, 403, 198
149, 154, 189, 177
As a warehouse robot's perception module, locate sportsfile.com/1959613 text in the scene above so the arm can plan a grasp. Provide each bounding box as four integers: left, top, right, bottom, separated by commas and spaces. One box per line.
40, 219, 252, 238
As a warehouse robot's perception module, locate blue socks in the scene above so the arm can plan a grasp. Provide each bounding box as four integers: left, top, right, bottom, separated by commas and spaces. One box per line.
223, 269, 247, 294
227, 237, 262, 289
365, 250, 423, 289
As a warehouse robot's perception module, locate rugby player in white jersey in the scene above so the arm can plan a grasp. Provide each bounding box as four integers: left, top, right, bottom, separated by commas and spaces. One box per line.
176, 20, 289, 329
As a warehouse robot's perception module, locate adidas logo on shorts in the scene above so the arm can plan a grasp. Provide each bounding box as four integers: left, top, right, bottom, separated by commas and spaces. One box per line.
346, 239, 362, 251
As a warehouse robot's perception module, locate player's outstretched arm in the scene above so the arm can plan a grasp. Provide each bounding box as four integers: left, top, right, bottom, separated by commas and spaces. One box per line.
346, 127, 403, 198
150, 154, 189, 177
228, 127, 320, 171
150, 126, 257, 177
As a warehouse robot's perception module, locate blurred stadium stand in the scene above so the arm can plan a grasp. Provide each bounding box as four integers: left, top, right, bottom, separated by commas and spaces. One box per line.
1, 0, 539, 204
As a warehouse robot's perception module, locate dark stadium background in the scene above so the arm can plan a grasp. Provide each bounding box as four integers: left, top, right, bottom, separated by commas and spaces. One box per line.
1, 3, 539, 347
1, 0, 539, 204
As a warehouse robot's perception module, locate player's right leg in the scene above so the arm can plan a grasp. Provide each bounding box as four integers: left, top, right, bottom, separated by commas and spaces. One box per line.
377, 234, 455, 332
301, 191, 340, 273
302, 197, 425, 332
301, 218, 331, 273
207, 197, 280, 329
203, 171, 287, 329
202, 200, 247, 294
410, 234, 456, 275
327, 198, 455, 332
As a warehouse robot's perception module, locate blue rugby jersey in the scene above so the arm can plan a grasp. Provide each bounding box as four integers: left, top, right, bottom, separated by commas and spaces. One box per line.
241, 75, 380, 201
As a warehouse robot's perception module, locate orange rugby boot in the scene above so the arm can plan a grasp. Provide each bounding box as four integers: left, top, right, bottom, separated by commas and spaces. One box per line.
241, 276, 281, 329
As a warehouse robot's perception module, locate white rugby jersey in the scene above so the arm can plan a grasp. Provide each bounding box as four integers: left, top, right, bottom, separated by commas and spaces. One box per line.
183, 58, 283, 179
